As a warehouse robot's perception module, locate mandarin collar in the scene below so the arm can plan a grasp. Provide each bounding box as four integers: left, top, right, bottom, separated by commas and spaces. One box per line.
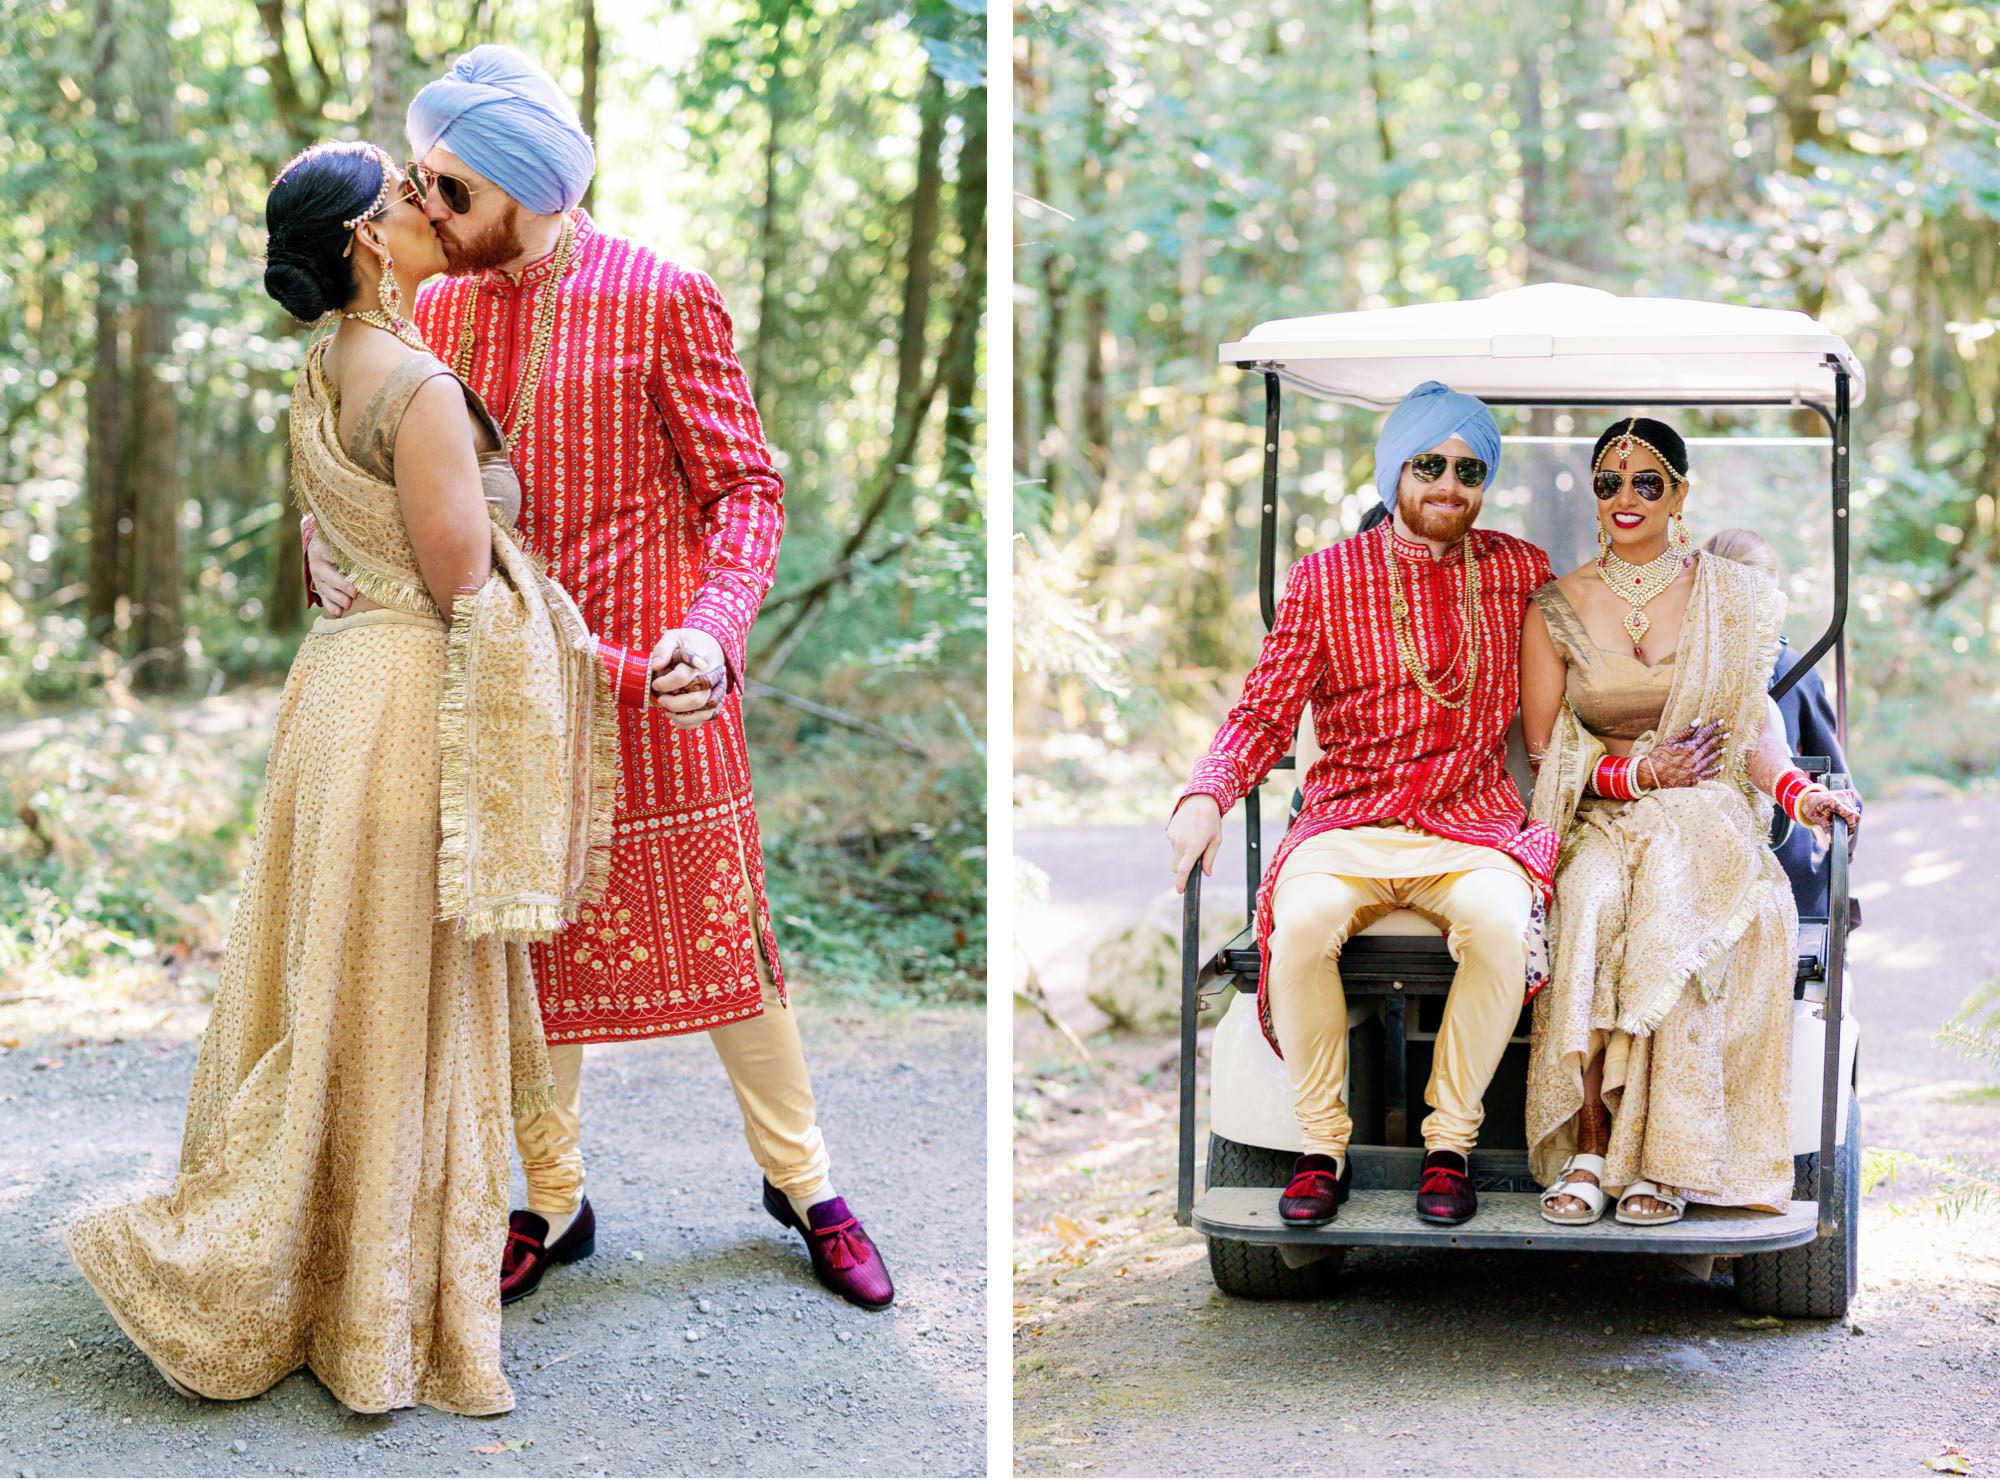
489, 208, 595, 290
1387, 525, 1467, 566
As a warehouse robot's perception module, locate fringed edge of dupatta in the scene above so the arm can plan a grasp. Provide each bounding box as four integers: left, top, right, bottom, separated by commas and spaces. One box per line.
434, 545, 619, 942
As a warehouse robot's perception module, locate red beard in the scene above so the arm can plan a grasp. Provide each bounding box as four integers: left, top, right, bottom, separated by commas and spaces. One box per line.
437, 201, 526, 277
1398, 485, 1481, 545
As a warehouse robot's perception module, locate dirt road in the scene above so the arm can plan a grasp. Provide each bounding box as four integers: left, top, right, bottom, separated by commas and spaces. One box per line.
0, 1004, 984, 1477
1015, 798, 2000, 1477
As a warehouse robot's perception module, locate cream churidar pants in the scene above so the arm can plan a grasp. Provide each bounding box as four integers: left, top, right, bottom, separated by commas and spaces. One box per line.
512, 931, 832, 1215
1265, 824, 1535, 1158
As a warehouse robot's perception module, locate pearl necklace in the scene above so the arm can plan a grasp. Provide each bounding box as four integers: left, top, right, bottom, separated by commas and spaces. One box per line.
1596, 521, 1692, 655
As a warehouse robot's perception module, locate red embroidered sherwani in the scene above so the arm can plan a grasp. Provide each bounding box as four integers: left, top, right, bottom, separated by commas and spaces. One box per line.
1177, 522, 1560, 1042
411, 210, 785, 1042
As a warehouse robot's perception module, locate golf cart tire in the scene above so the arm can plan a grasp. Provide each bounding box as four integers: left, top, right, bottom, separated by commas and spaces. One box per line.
1735, 1091, 1859, 1320
1204, 1134, 1346, 1299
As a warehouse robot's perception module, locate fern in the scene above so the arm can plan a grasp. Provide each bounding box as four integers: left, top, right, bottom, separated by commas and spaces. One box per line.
1936, 977, 2000, 1069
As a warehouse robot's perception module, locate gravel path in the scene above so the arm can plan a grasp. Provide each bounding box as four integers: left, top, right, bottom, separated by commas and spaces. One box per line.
0, 1004, 984, 1477
1015, 799, 2000, 1477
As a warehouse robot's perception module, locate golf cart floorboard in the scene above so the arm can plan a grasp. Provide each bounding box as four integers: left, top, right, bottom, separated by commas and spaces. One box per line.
1193, 1187, 1822, 1254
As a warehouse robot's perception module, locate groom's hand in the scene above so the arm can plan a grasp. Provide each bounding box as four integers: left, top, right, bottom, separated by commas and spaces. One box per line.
305, 523, 359, 617
1167, 794, 1224, 894
649, 628, 729, 731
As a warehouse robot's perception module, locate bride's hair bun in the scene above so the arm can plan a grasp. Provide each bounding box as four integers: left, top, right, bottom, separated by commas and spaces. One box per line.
263, 142, 391, 324
263, 248, 338, 322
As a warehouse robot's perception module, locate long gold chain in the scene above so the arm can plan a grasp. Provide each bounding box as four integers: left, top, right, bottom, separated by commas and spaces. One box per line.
1596, 519, 1692, 655
1386, 540, 1482, 709
451, 213, 578, 439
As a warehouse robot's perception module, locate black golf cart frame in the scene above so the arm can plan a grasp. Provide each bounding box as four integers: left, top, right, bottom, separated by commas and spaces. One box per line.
1176, 363, 1855, 1255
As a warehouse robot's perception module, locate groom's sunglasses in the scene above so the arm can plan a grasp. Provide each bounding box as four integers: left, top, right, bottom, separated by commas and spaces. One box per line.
1407, 452, 1489, 489
1593, 469, 1671, 501
403, 161, 493, 215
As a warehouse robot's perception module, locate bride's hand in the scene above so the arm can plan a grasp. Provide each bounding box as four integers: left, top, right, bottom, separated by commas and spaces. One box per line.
1639, 720, 1727, 789
1797, 786, 1863, 847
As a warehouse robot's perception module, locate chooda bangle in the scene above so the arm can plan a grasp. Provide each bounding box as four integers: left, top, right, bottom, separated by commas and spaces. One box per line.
1772, 767, 1828, 824
1589, 755, 1641, 801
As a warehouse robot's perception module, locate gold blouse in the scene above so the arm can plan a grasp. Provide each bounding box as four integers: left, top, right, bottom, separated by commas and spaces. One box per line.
1533, 583, 1675, 741
345, 351, 523, 533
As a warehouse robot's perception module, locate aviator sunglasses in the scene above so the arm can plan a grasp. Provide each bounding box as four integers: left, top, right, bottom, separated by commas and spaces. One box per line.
1593, 469, 1671, 501
1407, 452, 1490, 488
403, 161, 494, 215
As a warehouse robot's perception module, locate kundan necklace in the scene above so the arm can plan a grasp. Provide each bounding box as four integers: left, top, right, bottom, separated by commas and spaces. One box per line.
451, 213, 578, 439
1596, 519, 1692, 656
339, 310, 428, 355
1386, 538, 1482, 709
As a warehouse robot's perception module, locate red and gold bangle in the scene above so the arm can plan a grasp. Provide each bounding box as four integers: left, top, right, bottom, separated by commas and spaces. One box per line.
1773, 767, 1826, 823
596, 640, 653, 708
1590, 755, 1641, 801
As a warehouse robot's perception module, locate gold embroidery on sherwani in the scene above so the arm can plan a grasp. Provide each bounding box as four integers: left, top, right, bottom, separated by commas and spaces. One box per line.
1525, 552, 1798, 1211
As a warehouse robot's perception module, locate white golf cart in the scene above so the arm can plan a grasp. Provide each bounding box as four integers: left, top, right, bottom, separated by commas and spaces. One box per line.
1177, 283, 1862, 1318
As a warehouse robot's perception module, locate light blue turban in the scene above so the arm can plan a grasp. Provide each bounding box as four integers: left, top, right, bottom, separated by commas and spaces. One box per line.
1372, 380, 1503, 513
407, 45, 596, 215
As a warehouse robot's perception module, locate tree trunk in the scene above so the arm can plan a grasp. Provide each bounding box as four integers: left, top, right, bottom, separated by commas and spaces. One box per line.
125, 2, 184, 691
1361, 0, 1402, 274
941, 82, 986, 489
1679, 0, 1730, 214
579, 0, 600, 213
363, 0, 411, 156
84, 0, 127, 642
894, 69, 948, 436
749, 3, 792, 402
1077, 66, 1111, 498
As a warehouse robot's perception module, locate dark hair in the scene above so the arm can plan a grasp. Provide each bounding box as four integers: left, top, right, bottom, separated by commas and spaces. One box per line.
1590, 416, 1690, 484
263, 142, 387, 323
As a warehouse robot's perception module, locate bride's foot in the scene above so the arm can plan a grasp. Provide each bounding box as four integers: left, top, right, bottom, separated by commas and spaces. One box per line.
1542, 1169, 1600, 1218
1614, 1180, 1687, 1226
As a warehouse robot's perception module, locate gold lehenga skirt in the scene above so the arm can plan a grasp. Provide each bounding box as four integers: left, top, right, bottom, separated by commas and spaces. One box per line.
65, 609, 523, 1416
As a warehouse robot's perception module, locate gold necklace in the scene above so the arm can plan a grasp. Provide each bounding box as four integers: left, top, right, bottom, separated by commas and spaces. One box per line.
1596, 520, 1692, 654
1386, 538, 1482, 709
452, 213, 578, 438
339, 310, 428, 355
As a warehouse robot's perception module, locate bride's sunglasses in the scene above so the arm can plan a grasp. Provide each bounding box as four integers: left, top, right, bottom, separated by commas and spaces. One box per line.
402, 161, 493, 215
1407, 452, 1489, 489
1593, 469, 1670, 501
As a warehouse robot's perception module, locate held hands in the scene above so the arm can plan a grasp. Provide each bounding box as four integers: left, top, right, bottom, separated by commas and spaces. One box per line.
305, 523, 361, 617
1167, 794, 1224, 894
1642, 720, 1728, 790
648, 627, 729, 731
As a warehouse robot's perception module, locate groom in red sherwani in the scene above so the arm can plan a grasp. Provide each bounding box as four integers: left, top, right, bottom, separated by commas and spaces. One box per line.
306, 46, 891, 1309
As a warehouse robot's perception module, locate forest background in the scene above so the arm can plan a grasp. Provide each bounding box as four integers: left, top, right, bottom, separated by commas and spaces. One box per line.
1014, 0, 2000, 817
0, 0, 987, 1035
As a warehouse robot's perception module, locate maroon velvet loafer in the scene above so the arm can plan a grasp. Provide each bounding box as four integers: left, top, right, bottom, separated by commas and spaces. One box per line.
1278, 1152, 1351, 1227
500, 1197, 596, 1305
1415, 1149, 1477, 1225
762, 1180, 895, 1310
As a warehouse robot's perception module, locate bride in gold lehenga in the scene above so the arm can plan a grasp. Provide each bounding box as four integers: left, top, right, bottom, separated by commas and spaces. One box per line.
63, 143, 615, 1415
1519, 416, 1861, 1229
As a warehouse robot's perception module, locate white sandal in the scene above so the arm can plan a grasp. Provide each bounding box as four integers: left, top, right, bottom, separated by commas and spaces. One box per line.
1538, 1153, 1608, 1225
1614, 1180, 1687, 1226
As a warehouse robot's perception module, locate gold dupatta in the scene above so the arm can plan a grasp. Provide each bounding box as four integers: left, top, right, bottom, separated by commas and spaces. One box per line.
287, 340, 618, 1113
1528, 551, 1787, 1035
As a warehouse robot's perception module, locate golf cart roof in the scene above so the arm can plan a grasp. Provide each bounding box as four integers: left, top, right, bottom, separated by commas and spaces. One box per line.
1219, 283, 1866, 411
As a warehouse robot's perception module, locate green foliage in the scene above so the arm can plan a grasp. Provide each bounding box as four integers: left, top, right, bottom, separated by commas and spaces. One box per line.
1015, 0, 2000, 802
0, 0, 987, 1015
0, 700, 264, 1000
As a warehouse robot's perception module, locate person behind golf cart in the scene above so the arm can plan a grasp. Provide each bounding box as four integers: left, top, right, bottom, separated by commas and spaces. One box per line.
1519, 419, 1863, 1227
1167, 381, 1559, 1229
